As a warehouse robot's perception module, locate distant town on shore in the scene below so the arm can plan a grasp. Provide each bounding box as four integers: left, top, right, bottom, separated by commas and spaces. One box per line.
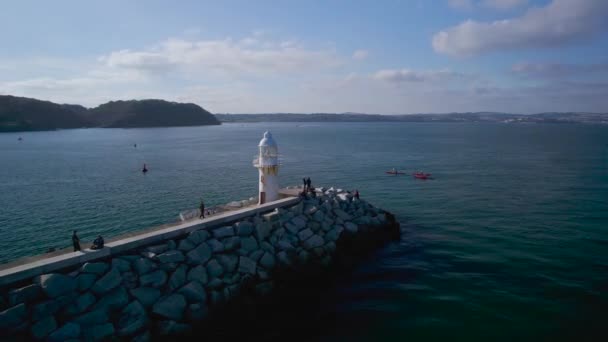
1, 95, 607, 132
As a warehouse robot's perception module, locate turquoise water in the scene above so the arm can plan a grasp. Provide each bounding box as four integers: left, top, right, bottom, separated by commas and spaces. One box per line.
1, 123, 608, 340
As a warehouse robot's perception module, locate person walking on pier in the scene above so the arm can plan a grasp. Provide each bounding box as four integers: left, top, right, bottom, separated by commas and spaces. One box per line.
199, 199, 205, 219
306, 177, 312, 191
72, 230, 81, 252
354, 189, 360, 200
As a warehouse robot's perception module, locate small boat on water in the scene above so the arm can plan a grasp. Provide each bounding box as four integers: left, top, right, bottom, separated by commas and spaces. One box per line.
413, 171, 432, 180
386, 168, 405, 175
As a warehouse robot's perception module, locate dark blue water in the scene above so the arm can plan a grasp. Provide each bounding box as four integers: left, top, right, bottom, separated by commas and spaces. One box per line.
1, 123, 607, 340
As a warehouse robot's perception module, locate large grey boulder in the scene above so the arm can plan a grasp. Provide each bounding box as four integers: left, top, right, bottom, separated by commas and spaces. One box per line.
133, 257, 157, 275
217, 254, 238, 273
212, 226, 234, 239
91, 267, 122, 295
30, 315, 57, 339
8, 283, 42, 306
277, 239, 295, 251
83, 323, 115, 341
36, 273, 77, 298
152, 294, 187, 321
94, 287, 129, 313
303, 235, 325, 250
206, 259, 224, 278
260, 241, 275, 254
168, 265, 188, 292
139, 270, 167, 288
249, 249, 264, 262
112, 258, 132, 273
0, 303, 26, 331
235, 221, 254, 236
238, 256, 257, 275
290, 216, 307, 230
333, 209, 352, 221
130, 287, 161, 308
178, 281, 207, 303
259, 252, 276, 270
255, 222, 272, 241
76, 273, 97, 292
284, 222, 299, 234
72, 309, 109, 326
298, 228, 313, 241
63, 292, 96, 316
187, 265, 208, 285
156, 250, 184, 263
48, 322, 80, 342
117, 300, 148, 336
80, 262, 109, 275
187, 242, 212, 265
158, 320, 191, 335
240, 236, 259, 253
206, 239, 224, 253
188, 229, 210, 245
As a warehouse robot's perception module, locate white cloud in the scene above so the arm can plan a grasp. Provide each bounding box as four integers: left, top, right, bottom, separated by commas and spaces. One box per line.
434, 0, 608, 57
373, 68, 466, 83
352, 49, 369, 60
480, 0, 528, 10
512, 61, 608, 78
100, 36, 341, 76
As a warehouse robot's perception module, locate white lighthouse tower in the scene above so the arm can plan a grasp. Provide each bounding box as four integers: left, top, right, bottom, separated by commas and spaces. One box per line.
253, 131, 280, 204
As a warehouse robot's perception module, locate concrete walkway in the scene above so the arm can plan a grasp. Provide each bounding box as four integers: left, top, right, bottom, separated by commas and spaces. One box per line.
0, 196, 300, 287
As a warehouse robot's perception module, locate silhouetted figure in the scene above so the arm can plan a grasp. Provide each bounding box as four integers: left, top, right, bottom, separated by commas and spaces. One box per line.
91, 235, 104, 250
354, 189, 360, 200
142, 163, 148, 173
306, 177, 312, 191
199, 200, 205, 219
72, 230, 81, 252
302, 177, 307, 191
134, 143, 137, 148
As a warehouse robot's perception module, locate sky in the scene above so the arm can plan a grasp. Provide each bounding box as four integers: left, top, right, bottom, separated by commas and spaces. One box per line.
0, 0, 607, 114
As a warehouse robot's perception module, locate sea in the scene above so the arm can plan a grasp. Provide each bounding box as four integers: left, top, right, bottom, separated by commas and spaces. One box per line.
1, 122, 607, 341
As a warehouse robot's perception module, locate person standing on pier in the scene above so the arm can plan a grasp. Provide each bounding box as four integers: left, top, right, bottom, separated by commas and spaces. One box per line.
354, 189, 360, 200
72, 230, 81, 252
302, 177, 307, 191
306, 177, 312, 191
199, 199, 205, 219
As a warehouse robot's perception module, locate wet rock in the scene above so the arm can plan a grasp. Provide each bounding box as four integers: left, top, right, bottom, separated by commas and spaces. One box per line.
277, 239, 295, 251
284, 222, 299, 234
333, 209, 352, 221
207, 278, 224, 289
36, 273, 77, 298
207, 239, 225, 253
303, 235, 325, 250
187, 230, 210, 245
238, 256, 257, 274
72, 309, 109, 326
63, 292, 96, 316
0, 303, 26, 331
217, 254, 238, 273
80, 262, 109, 275
133, 258, 157, 276
178, 238, 197, 252
139, 270, 167, 288
325, 226, 343, 241
186, 242, 212, 265
159, 262, 179, 272
260, 241, 275, 254
130, 287, 161, 308
146, 244, 168, 254
83, 323, 114, 341
8, 283, 42, 306
178, 281, 207, 303
76, 273, 97, 292
30, 315, 57, 339
278, 250, 294, 266
298, 228, 313, 241
93, 287, 128, 313
122, 271, 138, 289
31, 294, 75, 321
168, 265, 188, 292
259, 252, 276, 269
48, 322, 80, 341
91, 267, 122, 295
290, 216, 307, 230
240, 236, 259, 253
117, 300, 148, 336
152, 294, 187, 321
324, 241, 337, 253
158, 320, 191, 335
235, 221, 254, 236
255, 222, 272, 241
249, 249, 264, 262
344, 222, 358, 234
156, 250, 184, 263
187, 265, 208, 285
212, 226, 234, 239
112, 258, 132, 273
222, 236, 240, 251
206, 259, 224, 278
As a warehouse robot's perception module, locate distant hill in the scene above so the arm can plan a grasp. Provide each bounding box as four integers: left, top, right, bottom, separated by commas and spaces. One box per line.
215, 112, 608, 124
0, 95, 91, 132
88, 99, 220, 128
0, 96, 220, 132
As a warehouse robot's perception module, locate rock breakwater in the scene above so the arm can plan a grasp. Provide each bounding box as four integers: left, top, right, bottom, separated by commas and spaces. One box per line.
0, 187, 399, 340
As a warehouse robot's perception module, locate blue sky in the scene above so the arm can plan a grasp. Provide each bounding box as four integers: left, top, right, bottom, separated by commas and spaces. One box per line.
1, 0, 607, 113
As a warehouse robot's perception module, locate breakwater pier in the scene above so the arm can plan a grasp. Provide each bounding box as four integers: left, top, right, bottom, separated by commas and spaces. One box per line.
0, 132, 400, 340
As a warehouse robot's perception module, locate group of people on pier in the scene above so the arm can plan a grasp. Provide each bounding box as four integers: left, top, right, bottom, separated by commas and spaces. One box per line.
72, 230, 104, 252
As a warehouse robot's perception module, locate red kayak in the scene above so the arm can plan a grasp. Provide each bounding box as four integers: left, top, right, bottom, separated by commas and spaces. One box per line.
413, 172, 432, 179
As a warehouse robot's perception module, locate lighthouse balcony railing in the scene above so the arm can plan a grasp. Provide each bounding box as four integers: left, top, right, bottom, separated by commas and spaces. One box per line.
253, 155, 282, 167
